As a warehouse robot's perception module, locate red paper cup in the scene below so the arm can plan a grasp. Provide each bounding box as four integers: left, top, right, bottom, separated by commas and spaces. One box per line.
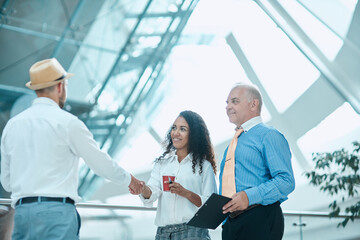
162, 175, 175, 192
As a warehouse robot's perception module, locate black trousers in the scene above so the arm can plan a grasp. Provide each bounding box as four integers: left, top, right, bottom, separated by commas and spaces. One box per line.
222, 202, 284, 240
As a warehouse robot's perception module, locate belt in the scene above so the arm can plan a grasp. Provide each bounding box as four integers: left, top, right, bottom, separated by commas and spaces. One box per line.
157, 223, 188, 234
229, 204, 261, 218
15, 196, 74, 206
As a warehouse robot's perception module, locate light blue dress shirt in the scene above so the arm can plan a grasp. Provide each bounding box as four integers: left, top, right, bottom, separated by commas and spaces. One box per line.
219, 116, 295, 206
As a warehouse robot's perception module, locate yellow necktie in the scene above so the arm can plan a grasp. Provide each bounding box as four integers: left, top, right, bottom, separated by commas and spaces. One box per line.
222, 128, 243, 198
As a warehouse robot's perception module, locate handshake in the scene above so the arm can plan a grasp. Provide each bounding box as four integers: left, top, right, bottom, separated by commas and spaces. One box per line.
128, 174, 182, 198
128, 174, 146, 195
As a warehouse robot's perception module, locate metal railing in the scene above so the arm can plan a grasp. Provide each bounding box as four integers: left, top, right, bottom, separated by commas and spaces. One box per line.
0, 198, 156, 211
2, 198, 357, 217
1, 198, 359, 240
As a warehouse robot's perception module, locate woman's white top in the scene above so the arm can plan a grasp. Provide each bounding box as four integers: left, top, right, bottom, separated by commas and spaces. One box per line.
139, 151, 217, 227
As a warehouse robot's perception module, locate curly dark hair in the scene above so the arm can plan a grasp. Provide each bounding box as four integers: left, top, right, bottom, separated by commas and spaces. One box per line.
156, 110, 217, 175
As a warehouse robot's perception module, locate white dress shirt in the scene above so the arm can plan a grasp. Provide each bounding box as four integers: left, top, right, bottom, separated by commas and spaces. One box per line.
139, 151, 217, 227
1, 97, 131, 207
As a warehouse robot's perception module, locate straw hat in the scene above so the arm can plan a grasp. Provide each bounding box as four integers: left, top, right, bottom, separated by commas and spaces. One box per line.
26, 58, 74, 90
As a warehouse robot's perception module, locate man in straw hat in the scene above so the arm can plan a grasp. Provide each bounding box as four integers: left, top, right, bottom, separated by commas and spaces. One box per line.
1, 58, 143, 239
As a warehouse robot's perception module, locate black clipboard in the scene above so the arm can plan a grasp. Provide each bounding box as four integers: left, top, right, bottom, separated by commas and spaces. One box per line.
186, 193, 232, 229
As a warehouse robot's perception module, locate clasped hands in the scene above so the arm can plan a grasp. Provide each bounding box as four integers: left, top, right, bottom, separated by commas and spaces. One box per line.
128, 175, 149, 196
128, 175, 187, 197
128, 175, 144, 195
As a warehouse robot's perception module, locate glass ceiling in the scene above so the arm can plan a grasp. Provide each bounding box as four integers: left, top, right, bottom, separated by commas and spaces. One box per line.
115, 0, 360, 181
230, 1, 320, 113
104, 2, 360, 236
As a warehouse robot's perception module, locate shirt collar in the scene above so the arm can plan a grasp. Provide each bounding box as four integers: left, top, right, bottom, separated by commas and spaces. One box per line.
168, 150, 192, 163
181, 153, 192, 163
241, 116, 262, 132
32, 97, 59, 108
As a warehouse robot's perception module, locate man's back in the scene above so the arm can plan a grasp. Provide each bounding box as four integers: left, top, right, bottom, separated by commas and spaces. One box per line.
1, 97, 80, 205
1, 58, 142, 240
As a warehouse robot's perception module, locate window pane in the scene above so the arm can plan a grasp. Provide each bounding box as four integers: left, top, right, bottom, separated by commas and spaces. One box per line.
279, 0, 344, 61
118, 131, 162, 174
297, 102, 360, 164
298, 0, 358, 38
231, 1, 319, 113
151, 42, 268, 145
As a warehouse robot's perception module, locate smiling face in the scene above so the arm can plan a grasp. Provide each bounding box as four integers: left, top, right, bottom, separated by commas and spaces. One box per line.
171, 116, 190, 153
226, 86, 259, 127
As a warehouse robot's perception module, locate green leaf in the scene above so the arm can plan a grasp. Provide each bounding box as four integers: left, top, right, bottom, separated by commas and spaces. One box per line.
306, 140, 360, 228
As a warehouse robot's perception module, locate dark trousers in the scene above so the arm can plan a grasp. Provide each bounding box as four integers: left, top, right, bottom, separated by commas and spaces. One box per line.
222, 202, 284, 240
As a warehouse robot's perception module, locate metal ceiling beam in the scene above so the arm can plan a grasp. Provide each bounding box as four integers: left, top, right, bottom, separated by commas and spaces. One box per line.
78, 0, 154, 195
101, 13, 184, 146
78, 0, 200, 197
79, 65, 164, 195
133, 32, 171, 37
91, 0, 154, 105
0, 23, 118, 54
225, 34, 279, 120
226, 32, 311, 171
51, 0, 86, 58
104, 0, 196, 155
0, 0, 13, 34
295, 0, 360, 56
0, 0, 10, 12
125, 11, 187, 18
254, 0, 360, 114
78, 0, 198, 197
0, 84, 33, 97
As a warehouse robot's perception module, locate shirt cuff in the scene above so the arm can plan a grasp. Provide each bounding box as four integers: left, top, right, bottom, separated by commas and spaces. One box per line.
139, 194, 154, 207
124, 172, 132, 187
199, 196, 206, 208
139, 185, 160, 207
244, 187, 262, 206
199, 194, 212, 208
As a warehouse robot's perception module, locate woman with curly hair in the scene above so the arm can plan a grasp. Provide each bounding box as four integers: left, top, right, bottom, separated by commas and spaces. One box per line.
139, 110, 217, 240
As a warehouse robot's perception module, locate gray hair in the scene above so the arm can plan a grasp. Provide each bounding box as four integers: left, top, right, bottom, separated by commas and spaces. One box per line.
232, 82, 263, 113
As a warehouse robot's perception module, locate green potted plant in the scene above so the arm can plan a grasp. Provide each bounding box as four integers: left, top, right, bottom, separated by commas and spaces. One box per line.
304, 141, 360, 227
